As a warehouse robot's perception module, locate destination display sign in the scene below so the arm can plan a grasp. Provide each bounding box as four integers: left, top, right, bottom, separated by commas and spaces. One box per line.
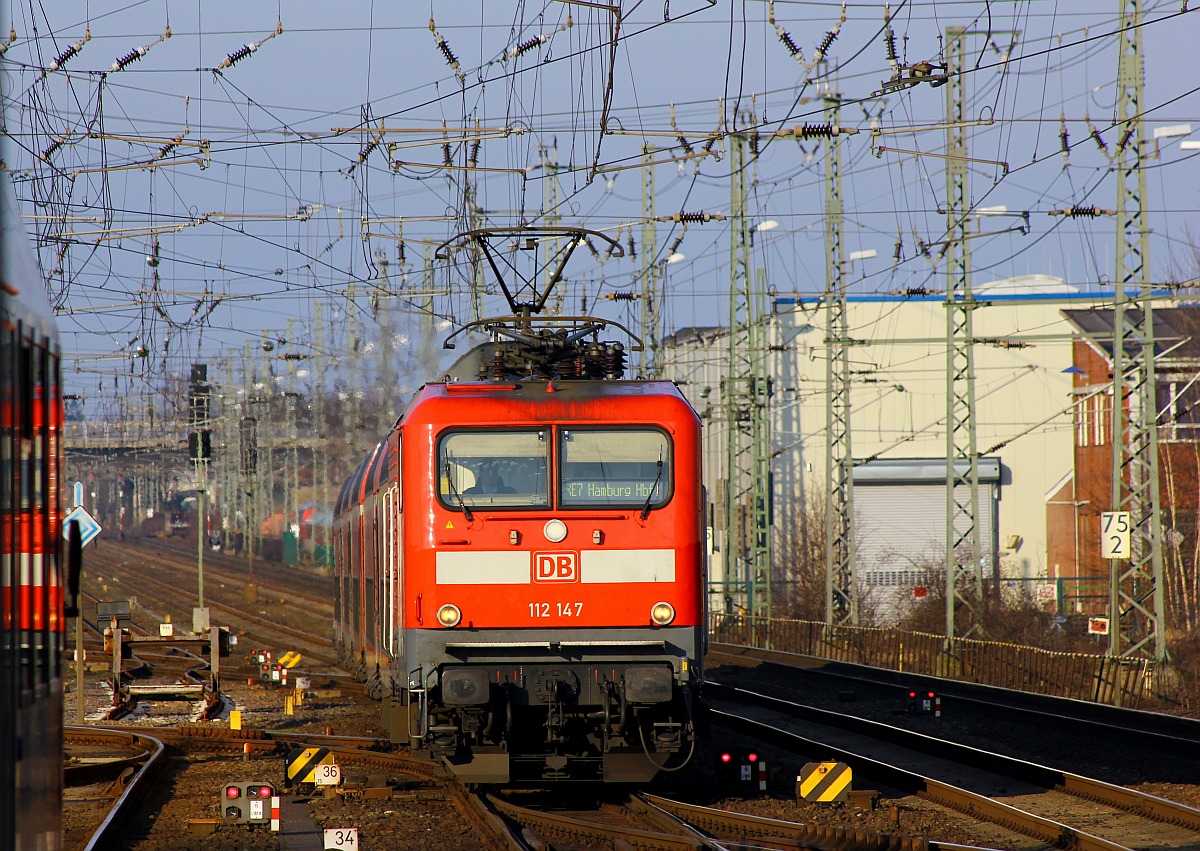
562, 480, 663, 503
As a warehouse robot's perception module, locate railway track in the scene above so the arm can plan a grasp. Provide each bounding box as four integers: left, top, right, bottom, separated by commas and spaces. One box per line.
482, 790, 727, 849
136, 536, 334, 608
75, 587, 227, 722
63, 728, 168, 850
64, 725, 521, 850
81, 538, 338, 668
69, 542, 348, 731
481, 790, 979, 851
66, 722, 988, 851
706, 644, 1200, 787
708, 681, 1200, 851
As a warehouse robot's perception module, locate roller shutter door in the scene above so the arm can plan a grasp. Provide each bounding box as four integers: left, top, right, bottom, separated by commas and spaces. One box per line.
854, 482, 996, 588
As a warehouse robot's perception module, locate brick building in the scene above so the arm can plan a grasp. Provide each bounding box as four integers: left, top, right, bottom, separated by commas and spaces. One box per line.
1050, 307, 1200, 621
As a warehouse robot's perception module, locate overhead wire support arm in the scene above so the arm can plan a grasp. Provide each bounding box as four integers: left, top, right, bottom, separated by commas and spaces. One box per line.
872, 144, 1010, 176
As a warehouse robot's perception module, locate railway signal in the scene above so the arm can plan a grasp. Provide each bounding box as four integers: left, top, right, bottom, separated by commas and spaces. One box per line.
188, 363, 212, 461
716, 750, 766, 791
219, 781, 278, 825
906, 689, 941, 716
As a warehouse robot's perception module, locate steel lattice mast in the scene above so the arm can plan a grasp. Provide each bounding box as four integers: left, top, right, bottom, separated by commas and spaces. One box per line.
640, 145, 663, 378
1109, 0, 1167, 662
725, 123, 772, 617
823, 90, 857, 628
944, 26, 985, 644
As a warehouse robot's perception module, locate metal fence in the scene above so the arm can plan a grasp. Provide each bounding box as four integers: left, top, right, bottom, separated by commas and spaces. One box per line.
709, 614, 1153, 707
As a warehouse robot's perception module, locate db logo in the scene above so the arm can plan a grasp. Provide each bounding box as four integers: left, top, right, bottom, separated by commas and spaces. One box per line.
533, 552, 578, 583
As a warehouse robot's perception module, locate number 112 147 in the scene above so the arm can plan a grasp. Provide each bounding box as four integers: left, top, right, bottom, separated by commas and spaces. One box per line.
529, 602, 583, 617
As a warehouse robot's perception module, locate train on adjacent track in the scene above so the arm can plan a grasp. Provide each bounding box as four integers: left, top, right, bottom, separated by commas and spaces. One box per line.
334, 228, 707, 783
1, 170, 81, 848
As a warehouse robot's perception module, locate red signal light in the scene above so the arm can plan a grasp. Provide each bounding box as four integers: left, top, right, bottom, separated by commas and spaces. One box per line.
720, 753, 731, 763
225, 786, 241, 798
258, 785, 273, 798
908, 690, 916, 698
747, 753, 758, 762
927, 691, 936, 699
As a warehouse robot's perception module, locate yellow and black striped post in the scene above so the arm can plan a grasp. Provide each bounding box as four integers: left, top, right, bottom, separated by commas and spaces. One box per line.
286, 747, 335, 788
797, 761, 852, 803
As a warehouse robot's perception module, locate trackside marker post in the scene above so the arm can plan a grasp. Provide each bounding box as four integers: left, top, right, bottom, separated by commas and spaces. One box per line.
324, 828, 359, 848
271, 796, 280, 831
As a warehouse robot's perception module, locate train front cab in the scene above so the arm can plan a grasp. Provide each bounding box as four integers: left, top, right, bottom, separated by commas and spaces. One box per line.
391, 381, 705, 784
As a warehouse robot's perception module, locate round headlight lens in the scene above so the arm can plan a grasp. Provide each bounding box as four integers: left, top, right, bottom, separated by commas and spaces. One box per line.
543, 518, 568, 543
650, 601, 675, 626
437, 604, 462, 627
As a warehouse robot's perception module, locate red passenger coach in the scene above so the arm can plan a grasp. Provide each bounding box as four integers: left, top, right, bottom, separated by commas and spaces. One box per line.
2, 170, 81, 848
335, 342, 707, 783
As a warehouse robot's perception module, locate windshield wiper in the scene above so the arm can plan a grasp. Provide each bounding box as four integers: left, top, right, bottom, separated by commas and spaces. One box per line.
640, 453, 664, 520
444, 461, 474, 521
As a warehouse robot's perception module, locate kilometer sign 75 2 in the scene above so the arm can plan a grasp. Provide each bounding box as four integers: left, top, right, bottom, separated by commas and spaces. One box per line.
1100, 511, 1131, 559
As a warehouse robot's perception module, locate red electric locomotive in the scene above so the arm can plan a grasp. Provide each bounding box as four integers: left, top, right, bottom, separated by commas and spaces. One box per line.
334, 227, 706, 783
2, 170, 81, 848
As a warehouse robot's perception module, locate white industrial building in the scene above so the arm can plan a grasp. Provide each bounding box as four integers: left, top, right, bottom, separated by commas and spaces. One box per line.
659, 275, 1111, 623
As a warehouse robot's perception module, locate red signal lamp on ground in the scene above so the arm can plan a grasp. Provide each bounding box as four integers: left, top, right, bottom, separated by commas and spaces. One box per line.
219, 782, 277, 824
905, 689, 941, 716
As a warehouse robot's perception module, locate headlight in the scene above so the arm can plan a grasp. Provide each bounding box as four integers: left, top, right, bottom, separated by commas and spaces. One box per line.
650, 601, 675, 626
543, 518, 568, 543
436, 604, 462, 627
441, 667, 491, 705
624, 665, 673, 703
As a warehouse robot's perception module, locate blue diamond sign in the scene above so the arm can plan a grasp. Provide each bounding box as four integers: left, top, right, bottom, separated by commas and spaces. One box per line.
63, 504, 103, 547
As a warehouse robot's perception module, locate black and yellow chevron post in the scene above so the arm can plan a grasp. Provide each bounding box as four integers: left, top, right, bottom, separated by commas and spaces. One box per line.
285, 747, 334, 787
797, 761, 852, 803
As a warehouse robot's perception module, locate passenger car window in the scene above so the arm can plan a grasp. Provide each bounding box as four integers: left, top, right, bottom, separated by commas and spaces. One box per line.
560, 429, 670, 507
439, 431, 549, 509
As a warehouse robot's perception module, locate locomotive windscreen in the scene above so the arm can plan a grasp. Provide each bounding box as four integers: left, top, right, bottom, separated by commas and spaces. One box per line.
439, 430, 550, 507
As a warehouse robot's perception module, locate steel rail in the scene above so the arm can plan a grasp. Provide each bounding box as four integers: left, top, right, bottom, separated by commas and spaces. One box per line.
456, 791, 530, 851
64, 728, 158, 786
627, 795, 737, 850
712, 681, 1200, 837
485, 792, 711, 850
68, 725, 523, 849
708, 643, 1200, 751
644, 793, 929, 851
66, 728, 168, 851
708, 708, 1132, 851
91, 558, 338, 664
